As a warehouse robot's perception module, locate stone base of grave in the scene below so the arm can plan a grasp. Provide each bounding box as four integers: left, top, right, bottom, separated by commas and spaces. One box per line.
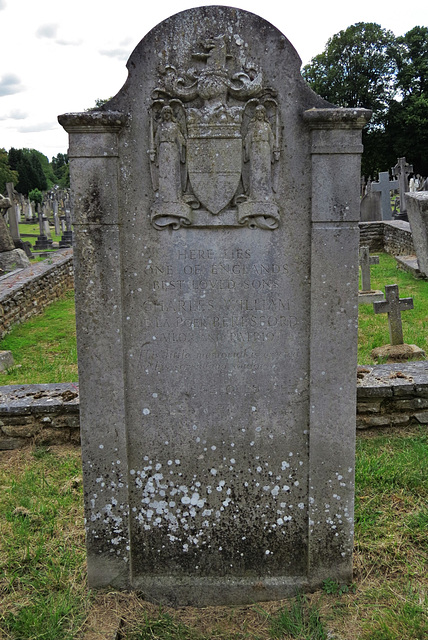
371, 343, 425, 363
128, 574, 312, 607
0, 351, 14, 372
395, 255, 427, 279
59, 231, 73, 248
0, 249, 30, 271
34, 235, 52, 250
358, 289, 384, 304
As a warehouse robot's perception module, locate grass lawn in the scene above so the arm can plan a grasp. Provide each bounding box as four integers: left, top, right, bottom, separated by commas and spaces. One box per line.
358, 253, 428, 363
19, 221, 62, 247
0, 290, 77, 385
0, 426, 426, 639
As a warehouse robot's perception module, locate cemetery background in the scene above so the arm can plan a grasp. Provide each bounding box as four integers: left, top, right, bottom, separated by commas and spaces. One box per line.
0, 6, 426, 640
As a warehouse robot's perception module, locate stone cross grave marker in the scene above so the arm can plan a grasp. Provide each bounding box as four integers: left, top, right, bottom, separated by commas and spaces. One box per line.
392, 157, 413, 218
34, 204, 51, 250
373, 284, 414, 345
358, 246, 383, 304
359, 245, 379, 291
59, 6, 370, 606
371, 172, 398, 221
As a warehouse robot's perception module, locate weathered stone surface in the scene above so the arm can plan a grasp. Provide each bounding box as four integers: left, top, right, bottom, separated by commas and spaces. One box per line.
59, 7, 370, 605
371, 343, 425, 363
0, 350, 14, 372
0, 249, 30, 271
406, 192, 428, 277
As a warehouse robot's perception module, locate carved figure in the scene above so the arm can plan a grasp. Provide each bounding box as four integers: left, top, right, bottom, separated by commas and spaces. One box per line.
244, 105, 275, 201
155, 106, 186, 203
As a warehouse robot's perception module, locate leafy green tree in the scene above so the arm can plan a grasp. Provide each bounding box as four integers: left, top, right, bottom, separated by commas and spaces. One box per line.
51, 153, 70, 188
8, 148, 48, 196
302, 23, 397, 119
395, 26, 428, 97
0, 148, 18, 194
28, 188, 43, 205
385, 26, 428, 175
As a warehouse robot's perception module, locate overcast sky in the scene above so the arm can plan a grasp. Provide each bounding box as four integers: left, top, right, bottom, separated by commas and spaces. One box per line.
1, 0, 426, 161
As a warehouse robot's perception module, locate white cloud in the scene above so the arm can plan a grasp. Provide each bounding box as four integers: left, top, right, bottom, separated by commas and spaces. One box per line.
0, 0, 6, 10
56, 38, 83, 46
0, 74, 24, 97
99, 47, 130, 61
17, 122, 58, 133
0, 109, 28, 121
36, 23, 58, 39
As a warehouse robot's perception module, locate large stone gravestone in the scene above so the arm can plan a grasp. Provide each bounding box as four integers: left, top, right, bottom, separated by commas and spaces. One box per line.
59, 7, 370, 606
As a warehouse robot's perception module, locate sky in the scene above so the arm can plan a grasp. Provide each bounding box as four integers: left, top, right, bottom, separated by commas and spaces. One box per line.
1, 0, 426, 161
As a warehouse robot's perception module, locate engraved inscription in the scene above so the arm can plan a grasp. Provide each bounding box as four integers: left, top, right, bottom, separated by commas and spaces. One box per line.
137, 247, 298, 383
149, 35, 280, 229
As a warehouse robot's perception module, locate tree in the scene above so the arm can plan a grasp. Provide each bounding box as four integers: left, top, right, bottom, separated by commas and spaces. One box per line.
28, 188, 43, 205
51, 153, 70, 188
0, 148, 18, 194
385, 26, 428, 175
395, 26, 428, 97
8, 148, 48, 196
302, 23, 397, 120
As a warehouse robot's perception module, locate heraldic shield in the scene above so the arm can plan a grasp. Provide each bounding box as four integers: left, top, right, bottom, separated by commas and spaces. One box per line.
187, 124, 242, 215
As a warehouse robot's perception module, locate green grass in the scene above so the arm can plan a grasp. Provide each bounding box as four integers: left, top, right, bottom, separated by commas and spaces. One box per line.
0, 428, 426, 639
0, 290, 77, 384
358, 252, 428, 363
0, 446, 87, 639
19, 221, 62, 247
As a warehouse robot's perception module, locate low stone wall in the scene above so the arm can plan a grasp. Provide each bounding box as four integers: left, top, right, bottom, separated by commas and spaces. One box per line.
0, 383, 80, 450
1, 363, 427, 449
357, 361, 428, 429
359, 220, 415, 255
0, 249, 74, 339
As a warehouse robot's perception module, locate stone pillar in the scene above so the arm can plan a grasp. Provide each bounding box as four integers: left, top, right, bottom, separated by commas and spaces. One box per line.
303, 108, 371, 584
58, 110, 131, 586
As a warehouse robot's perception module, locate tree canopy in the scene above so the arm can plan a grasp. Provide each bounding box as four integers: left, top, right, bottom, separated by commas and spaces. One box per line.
302, 23, 428, 176
0, 148, 18, 194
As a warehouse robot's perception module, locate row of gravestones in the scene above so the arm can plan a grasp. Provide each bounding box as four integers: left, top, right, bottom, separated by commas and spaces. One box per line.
360, 158, 428, 222
0, 184, 73, 266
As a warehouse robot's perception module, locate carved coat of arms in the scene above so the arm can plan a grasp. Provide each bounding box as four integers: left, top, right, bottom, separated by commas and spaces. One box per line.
149, 35, 280, 230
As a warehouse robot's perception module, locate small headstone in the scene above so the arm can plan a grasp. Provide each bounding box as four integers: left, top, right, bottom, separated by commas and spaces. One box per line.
0, 351, 14, 372
360, 180, 382, 221
59, 6, 370, 605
